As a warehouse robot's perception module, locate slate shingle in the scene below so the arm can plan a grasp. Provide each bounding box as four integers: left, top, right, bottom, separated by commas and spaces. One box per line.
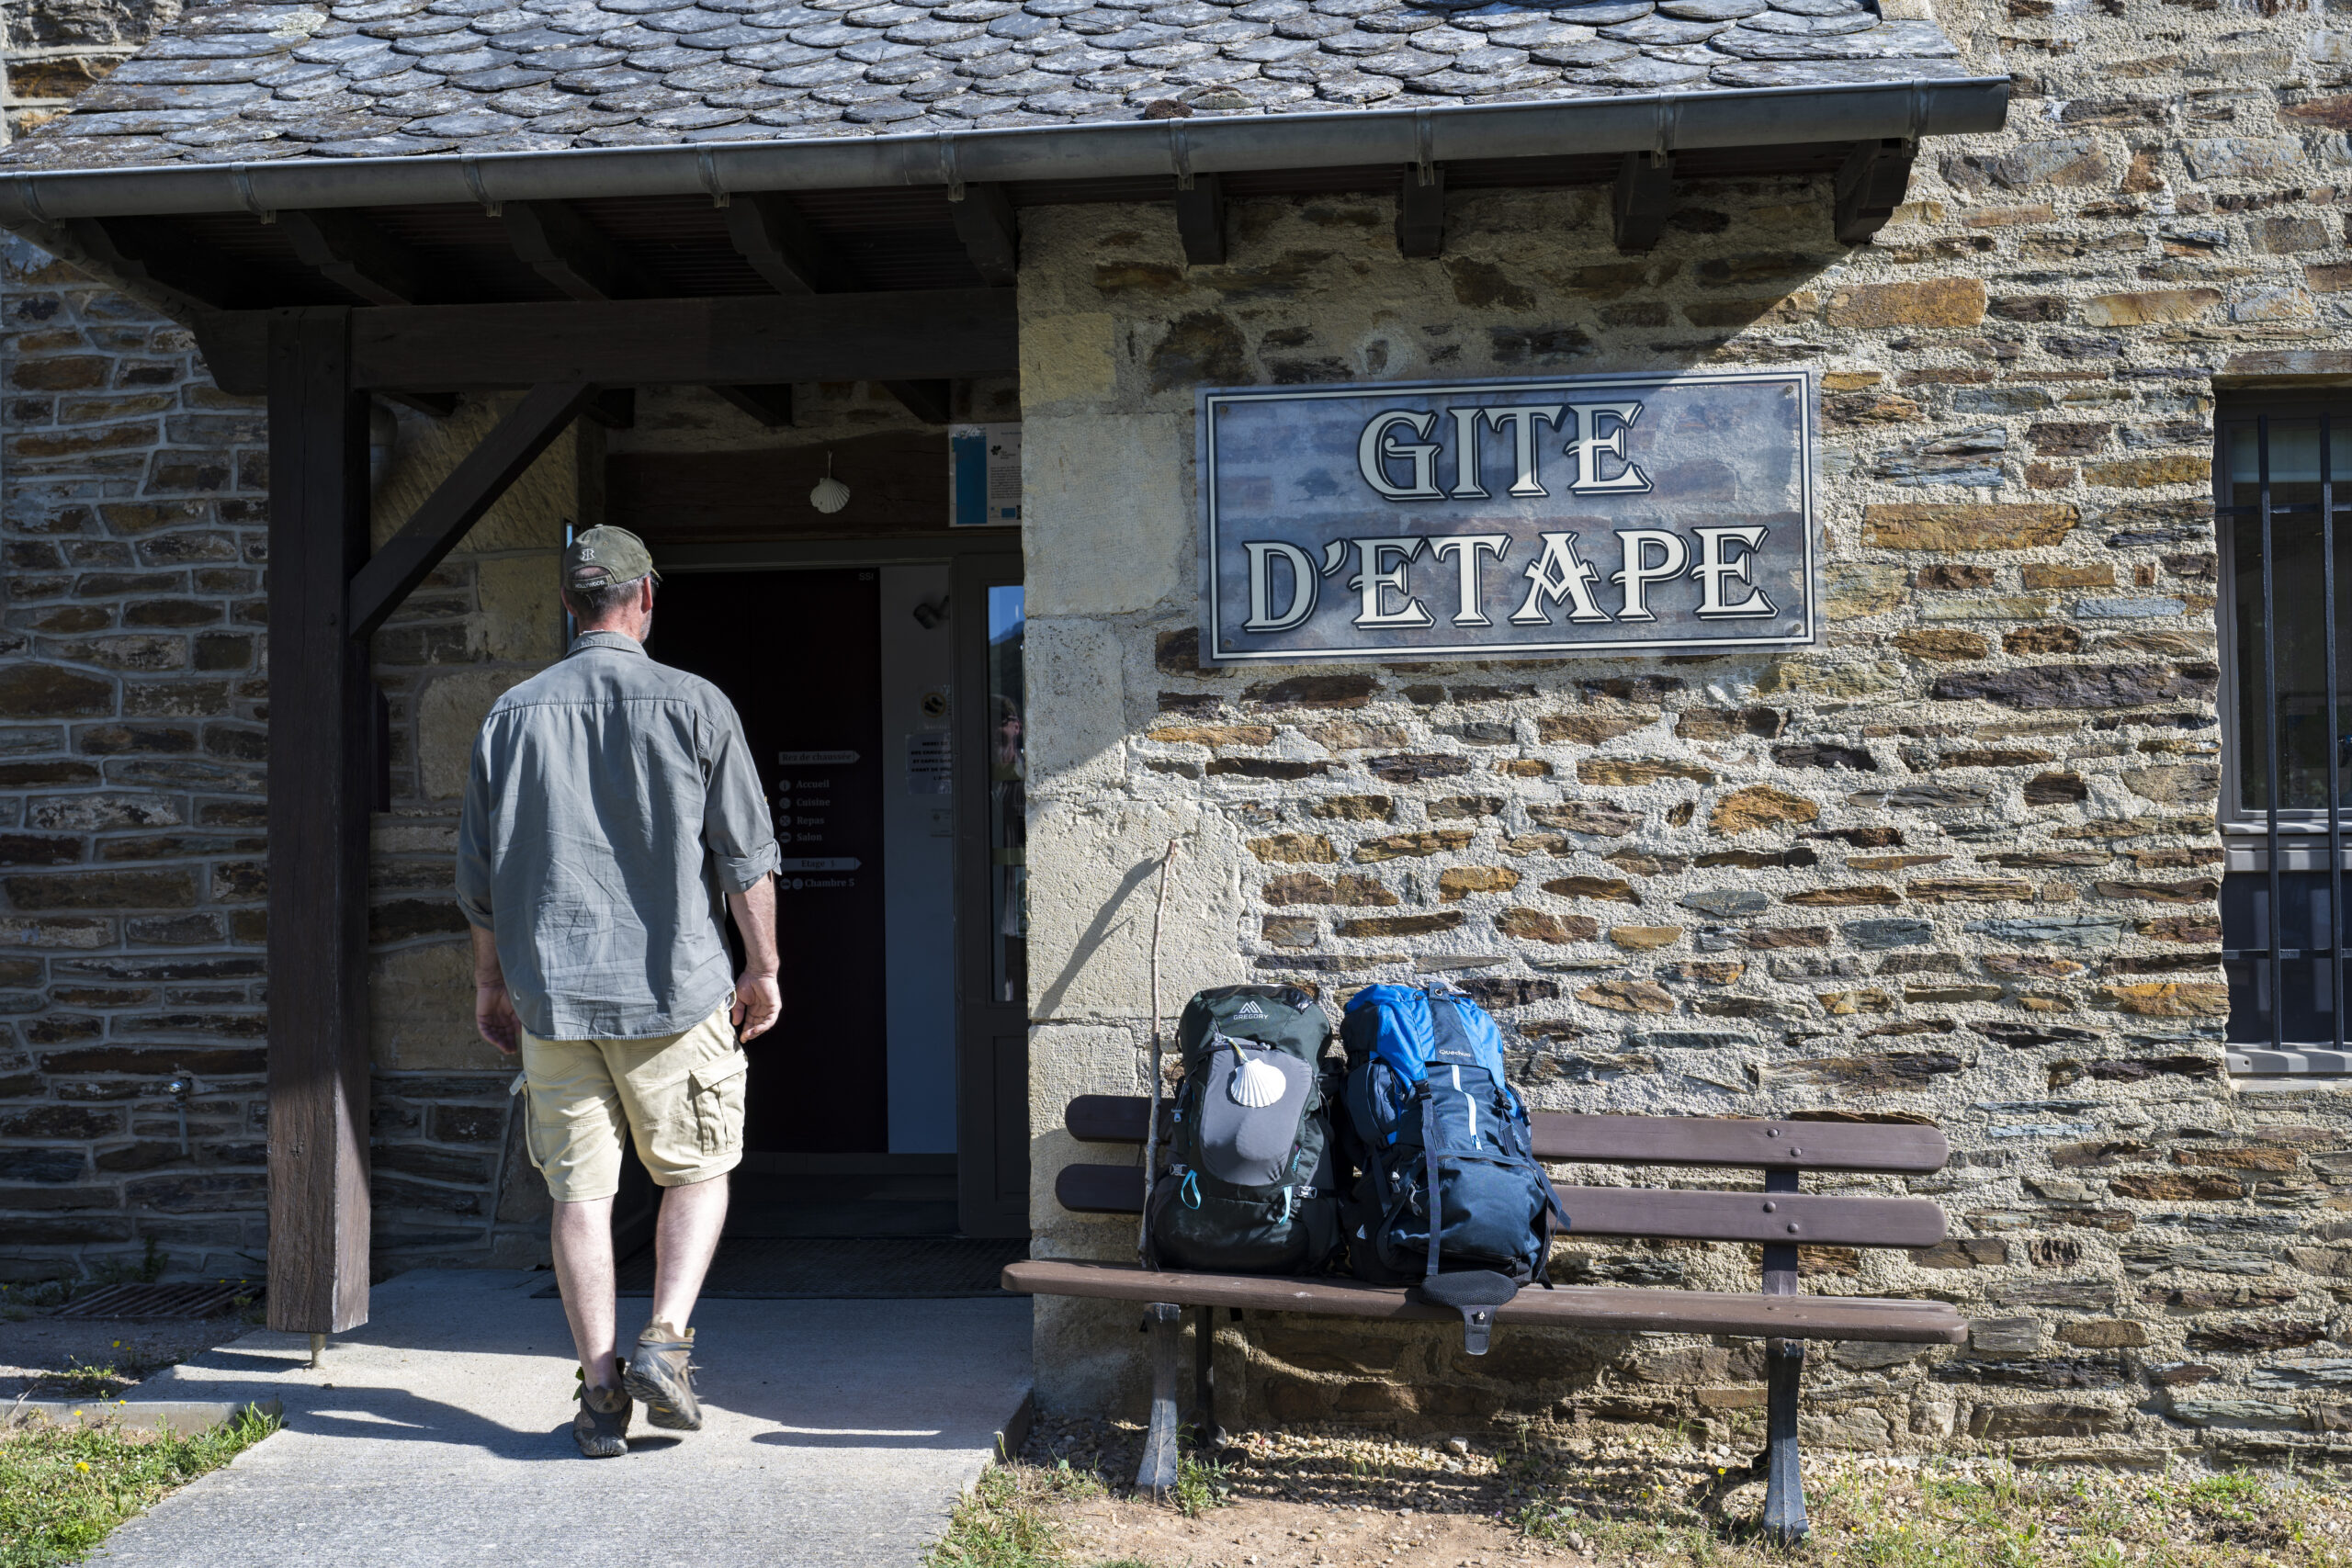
0, 0, 1969, 171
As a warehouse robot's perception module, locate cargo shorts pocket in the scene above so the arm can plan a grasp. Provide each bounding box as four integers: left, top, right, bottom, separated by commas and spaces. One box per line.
687, 1054, 750, 1156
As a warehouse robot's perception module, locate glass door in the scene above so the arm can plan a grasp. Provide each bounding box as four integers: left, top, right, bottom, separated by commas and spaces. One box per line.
955, 554, 1028, 1236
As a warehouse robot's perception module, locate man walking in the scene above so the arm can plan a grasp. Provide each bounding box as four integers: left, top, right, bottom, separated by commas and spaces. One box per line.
458, 525, 781, 1459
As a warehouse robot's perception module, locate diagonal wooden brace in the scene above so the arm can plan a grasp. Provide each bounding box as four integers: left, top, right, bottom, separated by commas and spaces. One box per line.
346, 379, 601, 645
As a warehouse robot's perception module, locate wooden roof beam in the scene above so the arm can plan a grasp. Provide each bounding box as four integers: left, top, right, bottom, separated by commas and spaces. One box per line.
879, 378, 951, 426
65, 215, 242, 309
277, 209, 429, 308
1396, 165, 1444, 259
1175, 173, 1225, 266
1835, 138, 1916, 246
192, 291, 1020, 394
712, 384, 796, 428
502, 199, 662, 302
724, 194, 960, 425
724, 192, 840, 295
1612, 151, 1674, 254
948, 182, 1018, 287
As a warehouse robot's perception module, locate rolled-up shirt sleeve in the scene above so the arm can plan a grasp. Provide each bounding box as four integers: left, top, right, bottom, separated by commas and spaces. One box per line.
700, 694, 779, 895
456, 722, 498, 931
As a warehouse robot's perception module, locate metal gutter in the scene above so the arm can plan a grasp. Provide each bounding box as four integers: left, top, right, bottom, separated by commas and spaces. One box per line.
0, 77, 2007, 224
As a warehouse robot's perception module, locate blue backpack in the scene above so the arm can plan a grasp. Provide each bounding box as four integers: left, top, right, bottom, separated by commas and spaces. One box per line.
1337, 983, 1569, 1287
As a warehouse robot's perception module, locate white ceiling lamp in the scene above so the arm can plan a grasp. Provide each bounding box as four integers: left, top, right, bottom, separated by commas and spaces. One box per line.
809, 452, 851, 514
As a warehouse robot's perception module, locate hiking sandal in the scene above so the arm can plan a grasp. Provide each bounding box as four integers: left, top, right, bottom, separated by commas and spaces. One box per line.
572, 1364, 632, 1458
623, 1325, 702, 1432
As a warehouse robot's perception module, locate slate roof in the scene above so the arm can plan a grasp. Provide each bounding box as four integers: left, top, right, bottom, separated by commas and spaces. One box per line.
0, 0, 1969, 173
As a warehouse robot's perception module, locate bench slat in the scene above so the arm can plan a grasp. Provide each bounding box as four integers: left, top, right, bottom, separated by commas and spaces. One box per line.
1063, 1096, 1947, 1175
1004, 1259, 1968, 1345
1054, 1164, 1946, 1247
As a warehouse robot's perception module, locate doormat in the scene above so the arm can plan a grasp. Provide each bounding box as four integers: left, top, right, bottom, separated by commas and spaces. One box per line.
532, 1236, 1030, 1300
52, 1282, 258, 1320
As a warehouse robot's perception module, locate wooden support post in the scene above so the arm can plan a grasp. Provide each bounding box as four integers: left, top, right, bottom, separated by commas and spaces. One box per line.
1833, 138, 1917, 246
1175, 174, 1226, 266
1396, 165, 1445, 259
266, 307, 374, 1337
278, 209, 428, 307
1758, 1166, 1807, 1546
347, 378, 601, 643
1193, 1303, 1227, 1451
1138, 1303, 1183, 1499
1612, 152, 1674, 255
949, 183, 1019, 286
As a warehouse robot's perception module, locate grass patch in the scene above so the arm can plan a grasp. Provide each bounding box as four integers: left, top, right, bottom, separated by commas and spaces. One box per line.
40, 1365, 127, 1401
1513, 1456, 2352, 1568
0, 1405, 278, 1568
926, 1461, 1108, 1568
1174, 1447, 1234, 1519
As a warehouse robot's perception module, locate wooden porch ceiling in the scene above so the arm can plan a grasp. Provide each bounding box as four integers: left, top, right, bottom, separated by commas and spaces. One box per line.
85, 141, 1862, 317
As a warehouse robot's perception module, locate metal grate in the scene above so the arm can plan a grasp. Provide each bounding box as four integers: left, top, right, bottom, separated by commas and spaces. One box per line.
2220, 407, 2350, 1058
51, 1282, 257, 1320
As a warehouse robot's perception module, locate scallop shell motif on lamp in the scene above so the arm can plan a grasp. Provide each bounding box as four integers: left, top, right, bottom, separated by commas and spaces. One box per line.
1228, 1050, 1288, 1110
809, 476, 852, 514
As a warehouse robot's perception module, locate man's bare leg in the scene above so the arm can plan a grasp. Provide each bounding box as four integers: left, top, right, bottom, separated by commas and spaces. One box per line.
650, 1172, 729, 1332
550, 1195, 620, 1388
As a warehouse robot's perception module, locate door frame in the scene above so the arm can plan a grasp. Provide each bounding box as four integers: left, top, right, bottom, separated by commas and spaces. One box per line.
949, 551, 1028, 1238
656, 532, 1028, 1238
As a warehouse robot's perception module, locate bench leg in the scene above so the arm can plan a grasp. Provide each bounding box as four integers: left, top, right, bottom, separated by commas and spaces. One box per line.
1192, 1303, 1229, 1451
1137, 1303, 1183, 1500
1761, 1337, 1807, 1546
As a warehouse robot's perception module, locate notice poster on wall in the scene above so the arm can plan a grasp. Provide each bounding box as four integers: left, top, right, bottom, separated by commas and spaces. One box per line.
1198, 370, 1817, 665
906, 732, 952, 795
950, 423, 1021, 526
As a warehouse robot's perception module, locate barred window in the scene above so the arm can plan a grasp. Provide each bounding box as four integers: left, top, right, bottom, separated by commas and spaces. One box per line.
2216, 400, 2352, 1074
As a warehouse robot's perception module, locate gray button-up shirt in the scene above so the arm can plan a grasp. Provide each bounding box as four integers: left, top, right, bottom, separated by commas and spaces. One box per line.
457, 631, 779, 1041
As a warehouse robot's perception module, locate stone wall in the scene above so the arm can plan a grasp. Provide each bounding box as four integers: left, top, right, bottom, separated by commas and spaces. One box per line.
0, 0, 177, 141
1014, 0, 2352, 1464
0, 230, 593, 1281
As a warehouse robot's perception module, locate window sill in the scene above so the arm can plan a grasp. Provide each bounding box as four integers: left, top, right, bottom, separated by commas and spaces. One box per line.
2222, 828, 2352, 872
2228, 1047, 2352, 1087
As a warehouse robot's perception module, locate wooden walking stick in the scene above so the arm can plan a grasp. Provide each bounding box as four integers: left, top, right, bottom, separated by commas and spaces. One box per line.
1135, 834, 1184, 1500
1138, 835, 1181, 1267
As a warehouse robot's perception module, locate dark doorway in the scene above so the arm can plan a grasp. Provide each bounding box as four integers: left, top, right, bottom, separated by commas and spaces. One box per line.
655, 568, 891, 1155
641, 554, 1021, 1241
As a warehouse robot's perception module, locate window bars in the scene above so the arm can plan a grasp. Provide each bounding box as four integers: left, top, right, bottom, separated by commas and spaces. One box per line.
2220, 409, 2350, 1060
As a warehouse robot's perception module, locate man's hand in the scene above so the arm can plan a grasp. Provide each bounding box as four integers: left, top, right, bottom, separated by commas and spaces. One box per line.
477, 981, 523, 1055
470, 923, 521, 1055
732, 969, 781, 1043
725, 874, 782, 1044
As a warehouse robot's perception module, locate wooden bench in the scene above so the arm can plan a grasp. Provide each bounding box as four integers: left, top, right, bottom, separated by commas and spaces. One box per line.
1002, 1095, 1963, 1542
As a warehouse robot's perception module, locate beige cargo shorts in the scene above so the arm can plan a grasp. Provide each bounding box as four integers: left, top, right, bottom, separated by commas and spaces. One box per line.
514, 1005, 749, 1203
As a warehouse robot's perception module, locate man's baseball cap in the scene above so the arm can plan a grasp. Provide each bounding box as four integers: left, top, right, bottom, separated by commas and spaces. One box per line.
562, 525, 660, 592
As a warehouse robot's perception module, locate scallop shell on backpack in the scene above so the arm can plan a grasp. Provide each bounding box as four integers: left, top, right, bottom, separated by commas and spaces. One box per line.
1228, 1054, 1289, 1109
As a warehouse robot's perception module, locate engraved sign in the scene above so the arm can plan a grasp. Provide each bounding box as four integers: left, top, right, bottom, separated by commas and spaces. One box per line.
1198, 370, 1817, 664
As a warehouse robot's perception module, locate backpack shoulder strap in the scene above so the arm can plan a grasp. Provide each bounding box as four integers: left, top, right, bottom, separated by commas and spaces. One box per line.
1421, 1093, 1442, 1281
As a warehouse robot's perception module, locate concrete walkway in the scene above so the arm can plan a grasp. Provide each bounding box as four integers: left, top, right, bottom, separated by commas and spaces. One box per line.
93, 1269, 1035, 1568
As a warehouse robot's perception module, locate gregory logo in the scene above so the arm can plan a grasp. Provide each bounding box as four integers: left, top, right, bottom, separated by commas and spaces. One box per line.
1234, 999, 1267, 1019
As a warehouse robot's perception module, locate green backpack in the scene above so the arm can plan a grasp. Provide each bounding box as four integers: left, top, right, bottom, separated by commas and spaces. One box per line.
1146, 984, 1344, 1276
